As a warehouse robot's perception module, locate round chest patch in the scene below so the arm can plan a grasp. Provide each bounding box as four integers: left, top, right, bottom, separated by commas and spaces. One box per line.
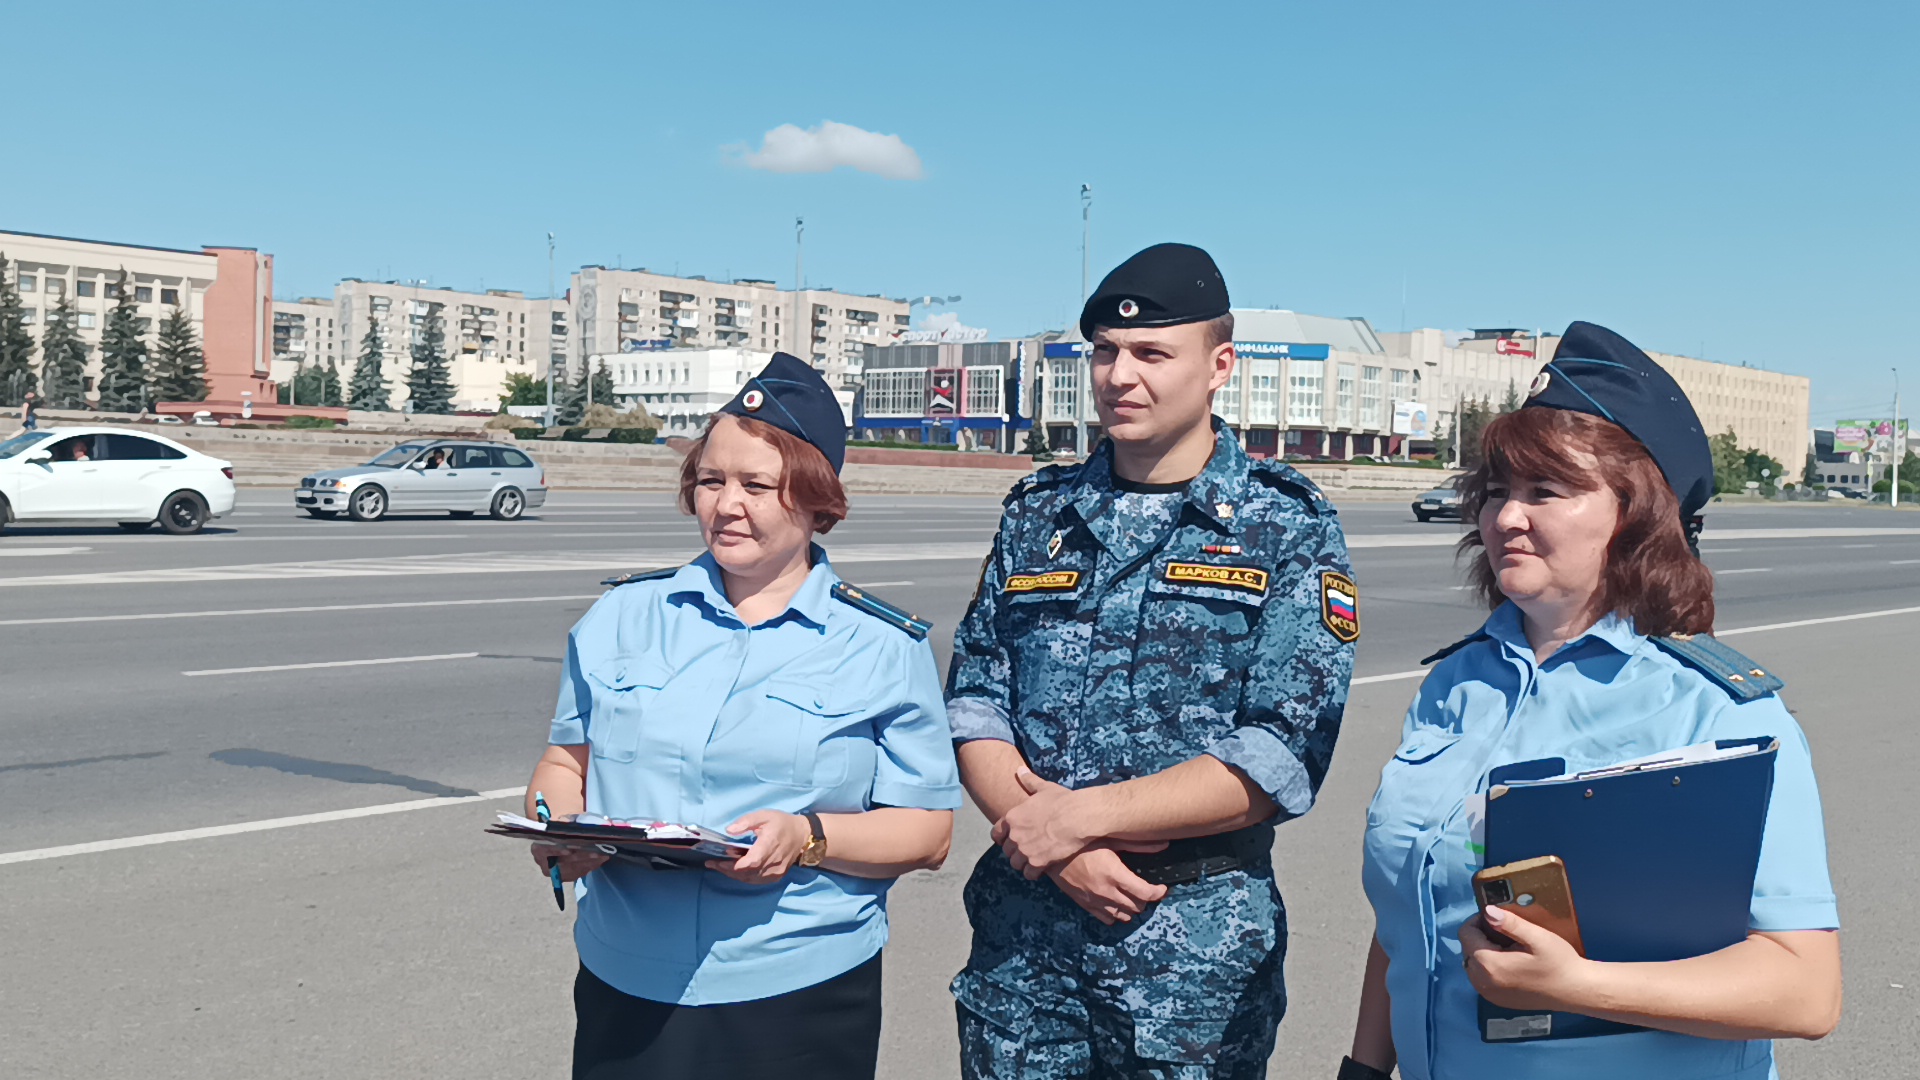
742, 388, 765, 411
1527, 370, 1551, 398
1117, 298, 1139, 319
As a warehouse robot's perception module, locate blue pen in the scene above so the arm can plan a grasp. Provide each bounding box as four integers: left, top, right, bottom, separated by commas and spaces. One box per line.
534, 791, 565, 911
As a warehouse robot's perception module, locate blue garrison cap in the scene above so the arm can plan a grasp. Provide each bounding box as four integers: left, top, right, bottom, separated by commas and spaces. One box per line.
1080, 243, 1230, 341
1525, 321, 1715, 522
718, 351, 847, 473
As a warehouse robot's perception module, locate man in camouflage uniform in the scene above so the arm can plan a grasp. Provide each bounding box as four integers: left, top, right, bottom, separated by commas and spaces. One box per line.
947, 243, 1357, 1078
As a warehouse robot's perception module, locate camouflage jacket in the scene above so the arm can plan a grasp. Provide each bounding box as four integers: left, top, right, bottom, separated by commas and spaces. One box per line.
947, 420, 1356, 819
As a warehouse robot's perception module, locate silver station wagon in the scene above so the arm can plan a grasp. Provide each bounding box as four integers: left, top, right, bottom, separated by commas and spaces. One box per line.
295, 440, 548, 521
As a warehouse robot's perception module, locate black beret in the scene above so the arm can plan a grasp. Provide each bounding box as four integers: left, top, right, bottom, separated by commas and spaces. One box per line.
1079, 243, 1230, 341
1524, 321, 1714, 521
718, 352, 847, 473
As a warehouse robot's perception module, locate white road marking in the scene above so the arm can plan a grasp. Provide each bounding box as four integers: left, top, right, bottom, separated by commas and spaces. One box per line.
1700, 548, 1744, 554
0, 546, 90, 556
183, 652, 480, 677
1716, 567, 1772, 575
0, 786, 527, 867
859, 580, 915, 588
1891, 559, 1920, 566
1842, 544, 1877, 549
0, 594, 604, 628
1353, 669, 1425, 685
0, 543, 991, 588
1720, 604, 1920, 637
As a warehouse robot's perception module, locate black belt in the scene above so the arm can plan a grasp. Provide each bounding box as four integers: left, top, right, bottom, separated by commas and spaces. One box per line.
1120, 826, 1273, 887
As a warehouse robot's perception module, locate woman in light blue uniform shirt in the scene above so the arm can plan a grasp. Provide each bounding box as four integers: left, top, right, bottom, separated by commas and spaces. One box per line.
1341, 323, 1842, 1080
525, 353, 961, 1079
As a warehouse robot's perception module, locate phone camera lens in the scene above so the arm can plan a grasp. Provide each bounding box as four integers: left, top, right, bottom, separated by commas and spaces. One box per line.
1484, 880, 1513, 905
1516, 893, 1535, 907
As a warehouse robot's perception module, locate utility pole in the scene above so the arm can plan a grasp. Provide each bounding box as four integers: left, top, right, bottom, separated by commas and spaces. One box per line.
794, 217, 805, 363
1077, 183, 1092, 458
544, 231, 556, 429
1893, 368, 1902, 509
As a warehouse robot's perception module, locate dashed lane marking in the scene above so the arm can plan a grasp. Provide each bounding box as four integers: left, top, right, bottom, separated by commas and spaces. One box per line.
1716, 567, 1772, 575
0, 594, 605, 628
0, 543, 992, 588
0, 547, 90, 556
183, 652, 482, 677
0, 787, 527, 866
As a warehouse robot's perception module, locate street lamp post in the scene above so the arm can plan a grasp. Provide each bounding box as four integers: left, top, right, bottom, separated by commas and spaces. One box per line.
1077, 183, 1092, 459
1893, 368, 1902, 509
544, 232, 556, 429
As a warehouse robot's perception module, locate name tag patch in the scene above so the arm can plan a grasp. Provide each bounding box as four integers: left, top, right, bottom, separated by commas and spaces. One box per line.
1163, 562, 1269, 594
1004, 570, 1080, 594
1321, 571, 1360, 642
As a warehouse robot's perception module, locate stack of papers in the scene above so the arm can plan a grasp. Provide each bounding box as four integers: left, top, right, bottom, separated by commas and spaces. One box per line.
487, 812, 753, 868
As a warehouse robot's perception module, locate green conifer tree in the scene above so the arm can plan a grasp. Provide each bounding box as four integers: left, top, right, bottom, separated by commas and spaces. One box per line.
320, 359, 344, 408
1500, 377, 1522, 414
37, 297, 90, 409
95, 269, 150, 411
554, 358, 589, 426
348, 320, 390, 411
148, 305, 207, 403
0, 254, 38, 406
591, 357, 616, 407
406, 305, 454, 414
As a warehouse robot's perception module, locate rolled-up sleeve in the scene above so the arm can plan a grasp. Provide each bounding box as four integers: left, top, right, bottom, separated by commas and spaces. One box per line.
944, 526, 1018, 745
1204, 512, 1356, 820
870, 638, 964, 809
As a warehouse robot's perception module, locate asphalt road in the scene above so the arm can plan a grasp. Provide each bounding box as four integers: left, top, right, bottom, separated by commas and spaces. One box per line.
2, 489, 1917, 1078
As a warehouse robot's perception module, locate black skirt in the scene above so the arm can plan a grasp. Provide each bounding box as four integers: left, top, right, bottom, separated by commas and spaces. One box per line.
573, 953, 883, 1080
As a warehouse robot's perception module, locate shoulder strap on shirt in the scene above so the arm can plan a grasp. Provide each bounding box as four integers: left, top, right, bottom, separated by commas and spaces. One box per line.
1003, 462, 1079, 507
1420, 630, 1490, 666
1651, 634, 1785, 701
832, 581, 932, 640
600, 565, 680, 588
1248, 459, 1335, 518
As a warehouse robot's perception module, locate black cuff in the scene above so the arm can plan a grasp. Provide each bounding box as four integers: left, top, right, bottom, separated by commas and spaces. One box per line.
1338, 1056, 1393, 1080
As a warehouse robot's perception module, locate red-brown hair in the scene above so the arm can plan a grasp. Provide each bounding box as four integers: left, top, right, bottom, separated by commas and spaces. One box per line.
1458, 407, 1714, 637
677, 413, 849, 534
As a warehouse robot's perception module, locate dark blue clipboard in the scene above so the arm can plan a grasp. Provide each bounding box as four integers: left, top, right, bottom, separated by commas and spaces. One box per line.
1478, 737, 1778, 1042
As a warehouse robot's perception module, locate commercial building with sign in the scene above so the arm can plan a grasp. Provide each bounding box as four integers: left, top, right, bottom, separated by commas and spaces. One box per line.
569, 267, 910, 392
606, 347, 853, 436
856, 339, 1029, 450
1, 229, 274, 405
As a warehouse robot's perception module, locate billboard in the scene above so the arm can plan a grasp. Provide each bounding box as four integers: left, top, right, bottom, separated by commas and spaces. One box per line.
1392, 401, 1432, 439
926, 368, 959, 414
1835, 419, 1908, 455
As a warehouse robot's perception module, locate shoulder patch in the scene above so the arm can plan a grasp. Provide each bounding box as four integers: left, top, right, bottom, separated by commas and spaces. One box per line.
600, 565, 680, 588
833, 581, 932, 640
1420, 630, 1490, 666
1319, 570, 1360, 642
1003, 462, 1079, 507
1651, 634, 1785, 702
1248, 460, 1335, 517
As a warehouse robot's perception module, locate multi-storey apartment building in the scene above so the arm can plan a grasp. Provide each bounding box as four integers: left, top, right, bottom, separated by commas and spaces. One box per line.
0, 229, 273, 403
603, 347, 853, 436
569, 267, 909, 390
335, 280, 568, 412
270, 296, 343, 387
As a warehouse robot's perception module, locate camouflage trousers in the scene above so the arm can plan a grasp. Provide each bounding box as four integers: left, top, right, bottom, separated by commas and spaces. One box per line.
951, 849, 1288, 1079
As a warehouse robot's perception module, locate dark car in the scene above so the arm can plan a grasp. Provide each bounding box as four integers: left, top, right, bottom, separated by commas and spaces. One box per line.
1412, 487, 1463, 522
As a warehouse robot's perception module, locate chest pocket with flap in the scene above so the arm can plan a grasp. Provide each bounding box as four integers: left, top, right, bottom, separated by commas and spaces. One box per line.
756, 678, 865, 788
584, 656, 675, 763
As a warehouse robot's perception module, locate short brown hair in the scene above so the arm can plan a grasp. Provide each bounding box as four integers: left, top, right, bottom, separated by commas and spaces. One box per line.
677, 413, 849, 534
1457, 407, 1714, 637
1202, 312, 1235, 351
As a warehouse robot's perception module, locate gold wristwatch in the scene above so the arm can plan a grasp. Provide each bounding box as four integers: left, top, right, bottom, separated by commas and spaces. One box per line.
798, 811, 828, 868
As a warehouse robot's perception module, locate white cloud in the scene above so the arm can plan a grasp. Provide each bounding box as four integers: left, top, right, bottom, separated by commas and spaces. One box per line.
733, 120, 925, 180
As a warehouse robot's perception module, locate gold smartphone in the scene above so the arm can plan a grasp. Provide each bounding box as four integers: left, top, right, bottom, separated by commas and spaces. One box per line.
1471, 855, 1586, 956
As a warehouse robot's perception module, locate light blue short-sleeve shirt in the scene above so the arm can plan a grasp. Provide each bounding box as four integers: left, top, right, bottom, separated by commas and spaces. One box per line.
1363, 604, 1837, 1080
549, 548, 963, 1005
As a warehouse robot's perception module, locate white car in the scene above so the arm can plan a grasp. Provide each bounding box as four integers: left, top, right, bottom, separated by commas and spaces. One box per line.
0, 426, 237, 535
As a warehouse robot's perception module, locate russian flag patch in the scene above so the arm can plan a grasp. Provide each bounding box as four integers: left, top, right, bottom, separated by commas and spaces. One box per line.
1321, 571, 1360, 643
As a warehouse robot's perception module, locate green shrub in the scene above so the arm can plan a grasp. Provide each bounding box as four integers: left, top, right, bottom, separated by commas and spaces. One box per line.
560, 427, 588, 441
607, 427, 657, 443
285, 415, 338, 430
512, 427, 545, 440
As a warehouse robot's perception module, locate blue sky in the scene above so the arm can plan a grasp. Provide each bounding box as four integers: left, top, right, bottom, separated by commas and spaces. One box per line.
2, 1, 1911, 424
